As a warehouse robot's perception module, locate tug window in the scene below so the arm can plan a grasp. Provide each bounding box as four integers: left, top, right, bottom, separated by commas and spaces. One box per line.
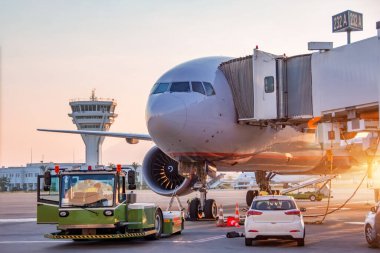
203, 82, 216, 96
191, 82, 206, 95
170, 82, 190, 93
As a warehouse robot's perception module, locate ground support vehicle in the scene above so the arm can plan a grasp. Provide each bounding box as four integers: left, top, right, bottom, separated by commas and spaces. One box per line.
286, 191, 325, 201
364, 202, 380, 248
244, 195, 305, 247
37, 165, 183, 240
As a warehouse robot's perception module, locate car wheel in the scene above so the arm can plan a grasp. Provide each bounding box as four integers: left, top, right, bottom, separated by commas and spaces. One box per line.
245, 238, 253, 246
297, 229, 305, 246
297, 238, 305, 246
365, 224, 379, 248
309, 195, 316, 202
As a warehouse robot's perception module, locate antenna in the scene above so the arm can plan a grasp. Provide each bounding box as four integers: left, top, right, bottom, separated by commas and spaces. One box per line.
90, 89, 97, 101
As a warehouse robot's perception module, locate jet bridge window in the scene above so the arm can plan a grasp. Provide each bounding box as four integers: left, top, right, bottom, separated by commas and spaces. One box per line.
170, 82, 190, 93
264, 76, 274, 93
152, 83, 170, 94
191, 82, 206, 95
203, 82, 216, 96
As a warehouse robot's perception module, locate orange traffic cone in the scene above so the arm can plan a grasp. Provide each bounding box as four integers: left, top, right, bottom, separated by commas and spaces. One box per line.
216, 204, 225, 227
234, 202, 240, 223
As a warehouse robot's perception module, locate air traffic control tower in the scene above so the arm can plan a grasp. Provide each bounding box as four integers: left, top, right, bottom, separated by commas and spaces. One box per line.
69, 90, 118, 166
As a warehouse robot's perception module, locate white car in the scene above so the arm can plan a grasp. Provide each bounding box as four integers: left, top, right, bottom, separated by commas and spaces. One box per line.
364, 201, 380, 247
244, 195, 306, 246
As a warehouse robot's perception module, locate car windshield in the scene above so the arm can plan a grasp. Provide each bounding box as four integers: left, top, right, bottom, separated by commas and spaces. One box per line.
251, 199, 296, 211
60, 174, 115, 208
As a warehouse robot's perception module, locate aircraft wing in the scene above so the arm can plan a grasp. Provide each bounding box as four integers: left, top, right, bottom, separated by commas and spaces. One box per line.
37, 129, 152, 141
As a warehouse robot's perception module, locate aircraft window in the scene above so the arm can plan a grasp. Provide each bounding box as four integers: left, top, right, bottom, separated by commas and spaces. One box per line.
264, 76, 274, 93
152, 83, 170, 94
203, 82, 216, 96
191, 82, 205, 95
170, 82, 190, 93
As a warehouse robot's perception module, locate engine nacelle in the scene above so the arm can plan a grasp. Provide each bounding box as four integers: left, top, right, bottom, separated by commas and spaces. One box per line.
142, 146, 195, 196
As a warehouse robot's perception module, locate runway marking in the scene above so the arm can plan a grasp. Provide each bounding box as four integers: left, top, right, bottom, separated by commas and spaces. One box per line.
0, 218, 36, 223
344, 222, 365, 225
0, 235, 226, 244
0, 241, 69, 244
157, 235, 226, 243
307, 207, 351, 210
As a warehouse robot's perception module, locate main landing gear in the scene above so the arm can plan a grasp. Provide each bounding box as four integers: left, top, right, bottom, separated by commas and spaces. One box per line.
187, 163, 218, 220
246, 171, 279, 206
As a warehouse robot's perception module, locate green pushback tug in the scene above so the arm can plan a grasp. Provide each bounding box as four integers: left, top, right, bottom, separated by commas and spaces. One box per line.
37, 165, 184, 240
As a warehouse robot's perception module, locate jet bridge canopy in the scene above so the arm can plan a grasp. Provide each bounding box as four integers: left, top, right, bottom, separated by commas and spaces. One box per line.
219, 56, 254, 119
219, 51, 313, 122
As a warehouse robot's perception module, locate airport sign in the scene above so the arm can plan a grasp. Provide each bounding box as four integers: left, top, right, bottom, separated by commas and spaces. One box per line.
332, 10, 363, 33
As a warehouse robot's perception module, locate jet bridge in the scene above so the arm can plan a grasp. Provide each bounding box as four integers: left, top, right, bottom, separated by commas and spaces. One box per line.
219, 35, 380, 128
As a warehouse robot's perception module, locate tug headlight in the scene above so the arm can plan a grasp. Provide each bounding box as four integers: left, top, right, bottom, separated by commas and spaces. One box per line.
103, 210, 114, 216
59, 211, 69, 217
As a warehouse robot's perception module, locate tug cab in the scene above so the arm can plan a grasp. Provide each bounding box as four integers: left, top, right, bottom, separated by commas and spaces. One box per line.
37, 165, 183, 240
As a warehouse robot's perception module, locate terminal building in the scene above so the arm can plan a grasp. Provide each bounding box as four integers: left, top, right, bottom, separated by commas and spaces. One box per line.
0, 163, 144, 192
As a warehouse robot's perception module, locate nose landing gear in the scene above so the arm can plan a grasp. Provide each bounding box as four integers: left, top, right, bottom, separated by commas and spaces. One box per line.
187, 163, 218, 220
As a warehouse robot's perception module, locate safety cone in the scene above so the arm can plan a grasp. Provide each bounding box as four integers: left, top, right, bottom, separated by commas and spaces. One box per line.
216, 204, 225, 227
226, 216, 235, 227
234, 202, 240, 223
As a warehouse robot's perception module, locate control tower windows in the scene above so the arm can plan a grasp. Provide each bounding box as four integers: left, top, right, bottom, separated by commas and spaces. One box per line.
79, 124, 101, 129
203, 82, 216, 96
191, 81, 206, 95
170, 82, 190, 93
71, 105, 80, 112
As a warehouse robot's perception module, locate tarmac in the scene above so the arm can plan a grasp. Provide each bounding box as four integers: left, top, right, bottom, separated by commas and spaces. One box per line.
0, 187, 377, 253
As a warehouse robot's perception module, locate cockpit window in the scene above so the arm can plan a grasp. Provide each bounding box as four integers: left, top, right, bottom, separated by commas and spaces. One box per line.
203, 82, 216, 96
152, 83, 170, 94
191, 82, 205, 95
170, 82, 190, 93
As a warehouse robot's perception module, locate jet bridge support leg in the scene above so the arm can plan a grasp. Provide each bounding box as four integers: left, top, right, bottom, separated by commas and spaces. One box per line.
246, 171, 276, 206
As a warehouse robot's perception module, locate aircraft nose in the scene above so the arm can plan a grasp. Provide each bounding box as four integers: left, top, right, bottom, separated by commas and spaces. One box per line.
146, 94, 187, 137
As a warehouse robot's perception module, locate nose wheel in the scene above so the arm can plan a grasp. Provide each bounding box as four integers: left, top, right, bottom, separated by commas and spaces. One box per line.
188, 197, 218, 220
187, 162, 218, 221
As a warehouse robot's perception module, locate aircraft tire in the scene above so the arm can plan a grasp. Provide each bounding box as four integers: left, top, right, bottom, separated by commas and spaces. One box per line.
189, 198, 202, 220
204, 199, 218, 219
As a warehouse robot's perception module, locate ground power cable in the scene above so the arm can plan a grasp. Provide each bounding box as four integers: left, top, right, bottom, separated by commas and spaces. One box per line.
304, 128, 380, 224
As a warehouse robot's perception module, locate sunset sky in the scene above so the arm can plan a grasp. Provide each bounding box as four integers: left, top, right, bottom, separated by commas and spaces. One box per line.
0, 0, 379, 167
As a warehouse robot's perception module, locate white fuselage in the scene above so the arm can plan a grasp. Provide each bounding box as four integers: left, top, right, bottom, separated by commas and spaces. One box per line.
145, 57, 349, 174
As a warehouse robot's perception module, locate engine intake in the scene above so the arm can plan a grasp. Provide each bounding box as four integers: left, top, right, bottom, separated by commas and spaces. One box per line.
142, 146, 194, 196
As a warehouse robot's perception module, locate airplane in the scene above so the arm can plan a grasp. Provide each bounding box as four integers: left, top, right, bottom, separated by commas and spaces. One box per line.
38, 54, 378, 220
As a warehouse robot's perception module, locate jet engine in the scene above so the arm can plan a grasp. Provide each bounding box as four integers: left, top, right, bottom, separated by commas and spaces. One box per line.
142, 146, 195, 196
